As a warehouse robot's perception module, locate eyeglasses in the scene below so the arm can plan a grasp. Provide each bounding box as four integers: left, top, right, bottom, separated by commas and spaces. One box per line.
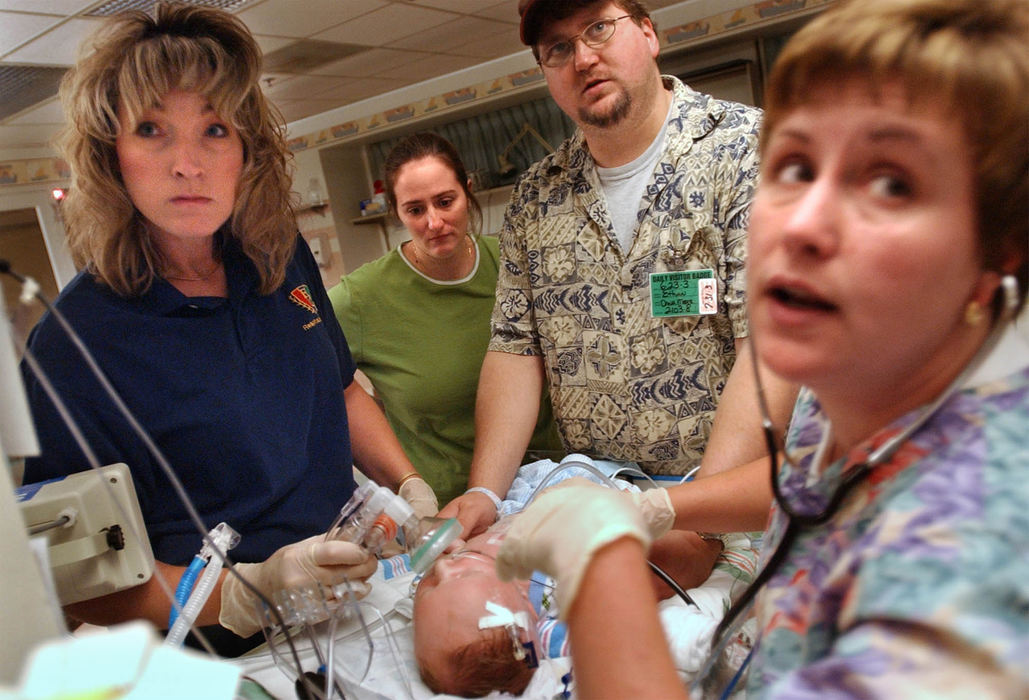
537, 15, 632, 67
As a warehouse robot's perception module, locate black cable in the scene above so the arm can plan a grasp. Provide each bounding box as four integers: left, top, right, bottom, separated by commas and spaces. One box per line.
647, 560, 698, 608
3, 263, 308, 673
17, 313, 219, 658
27, 515, 72, 536
712, 515, 798, 646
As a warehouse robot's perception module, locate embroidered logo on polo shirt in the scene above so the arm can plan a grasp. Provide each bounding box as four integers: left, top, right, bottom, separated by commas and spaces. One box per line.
290, 285, 317, 313
290, 285, 323, 330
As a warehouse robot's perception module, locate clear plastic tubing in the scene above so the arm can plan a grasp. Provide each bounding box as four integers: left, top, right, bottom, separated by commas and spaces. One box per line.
333, 485, 393, 544
324, 481, 377, 542
363, 494, 415, 555
165, 522, 240, 647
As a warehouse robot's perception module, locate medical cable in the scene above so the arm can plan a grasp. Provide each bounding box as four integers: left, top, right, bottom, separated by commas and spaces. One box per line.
166, 522, 240, 647
261, 578, 390, 700
362, 603, 416, 700
26, 510, 75, 535
302, 621, 344, 700
527, 458, 637, 503
16, 320, 218, 656
13, 273, 318, 692
707, 275, 1021, 678
3, 265, 310, 679
530, 459, 698, 607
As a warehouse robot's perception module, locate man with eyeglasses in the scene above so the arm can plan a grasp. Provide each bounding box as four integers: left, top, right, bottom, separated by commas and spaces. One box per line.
440, 1, 796, 556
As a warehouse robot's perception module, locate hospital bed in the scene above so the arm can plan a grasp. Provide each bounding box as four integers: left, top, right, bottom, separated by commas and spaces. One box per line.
236, 456, 758, 699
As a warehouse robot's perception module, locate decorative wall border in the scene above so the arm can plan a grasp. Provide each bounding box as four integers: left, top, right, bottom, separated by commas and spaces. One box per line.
0, 0, 834, 189
0, 158, 70, 188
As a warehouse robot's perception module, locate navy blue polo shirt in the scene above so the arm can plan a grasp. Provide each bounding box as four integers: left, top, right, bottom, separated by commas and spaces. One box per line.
22, 234, 357, 565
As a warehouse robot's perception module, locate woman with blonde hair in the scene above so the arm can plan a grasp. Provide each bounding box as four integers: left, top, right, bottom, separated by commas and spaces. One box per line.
21, 3, 425, 656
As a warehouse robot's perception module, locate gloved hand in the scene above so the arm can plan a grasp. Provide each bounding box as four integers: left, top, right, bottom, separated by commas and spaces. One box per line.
631, 486, 675, 540
219, 534, 377, 637
398, 475, 439, 520
495, 478, 651, 618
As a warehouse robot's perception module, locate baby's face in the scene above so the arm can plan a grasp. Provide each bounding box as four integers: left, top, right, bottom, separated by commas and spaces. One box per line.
412, 532, 537, 690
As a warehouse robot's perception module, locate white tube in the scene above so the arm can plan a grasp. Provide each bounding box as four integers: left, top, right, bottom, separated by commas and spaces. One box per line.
165, 522, 238, 647
165, 549, 225, 647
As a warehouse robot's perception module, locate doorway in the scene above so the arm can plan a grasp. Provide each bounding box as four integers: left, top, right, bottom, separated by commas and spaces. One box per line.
0, 207, 60, 349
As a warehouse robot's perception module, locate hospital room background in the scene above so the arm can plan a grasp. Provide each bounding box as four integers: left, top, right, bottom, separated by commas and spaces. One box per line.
4, 0, 1023, 698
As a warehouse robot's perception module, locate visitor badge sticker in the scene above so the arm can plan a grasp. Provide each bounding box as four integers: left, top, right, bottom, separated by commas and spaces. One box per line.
650, 269, 717, 317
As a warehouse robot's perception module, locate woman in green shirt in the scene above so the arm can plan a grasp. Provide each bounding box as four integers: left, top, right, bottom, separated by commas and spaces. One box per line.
329, 133, 561, 504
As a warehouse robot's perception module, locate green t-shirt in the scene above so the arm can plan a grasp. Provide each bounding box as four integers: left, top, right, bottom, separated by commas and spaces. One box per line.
329, 235, 561, 503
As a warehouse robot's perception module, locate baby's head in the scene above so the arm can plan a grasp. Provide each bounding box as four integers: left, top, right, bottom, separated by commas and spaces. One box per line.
413, 530, 540, 697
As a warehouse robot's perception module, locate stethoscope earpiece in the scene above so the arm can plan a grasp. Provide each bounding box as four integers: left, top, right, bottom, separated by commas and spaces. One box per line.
1000, 275, 1019, 315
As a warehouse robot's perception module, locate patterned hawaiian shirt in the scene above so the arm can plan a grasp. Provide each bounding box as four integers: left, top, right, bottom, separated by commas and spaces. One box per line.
749, 368, 1029, 698
489, 76, 762, 474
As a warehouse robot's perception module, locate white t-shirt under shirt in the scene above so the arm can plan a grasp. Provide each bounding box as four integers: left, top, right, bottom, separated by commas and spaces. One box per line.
595, 100, 674, 254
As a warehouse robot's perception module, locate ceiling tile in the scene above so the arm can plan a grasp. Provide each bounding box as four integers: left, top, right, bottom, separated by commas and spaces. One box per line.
2, 16, 102, 65
467, 0, 520, 24
313, 3, 455, 47
0, 0, 796, 156
414, 0, 513, 13
0, 0, 95, 12
262, 39, 369, 74
375, 52, 478, 82
388, 15, 509, 53
273, 97, 347, 123
0, 11, 65, 56
8, 98, 64, 124
328, 75, 408, 103
252, 33, 294, 56
449, 29, 527, 59
236, 0, 386, 39
261, 73, 352, 100
308, 47, 424, 78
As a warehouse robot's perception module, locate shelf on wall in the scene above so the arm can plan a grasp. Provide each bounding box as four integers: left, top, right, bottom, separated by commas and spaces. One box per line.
351, 212, 386, 225
297, 202, 330, 216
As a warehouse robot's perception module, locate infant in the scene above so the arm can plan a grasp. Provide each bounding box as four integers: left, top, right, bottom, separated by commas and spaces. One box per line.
411, 518, 717, 697
412, 524, 546, 696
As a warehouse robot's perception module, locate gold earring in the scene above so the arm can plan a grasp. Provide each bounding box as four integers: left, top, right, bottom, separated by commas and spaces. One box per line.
965, 300, 985, 326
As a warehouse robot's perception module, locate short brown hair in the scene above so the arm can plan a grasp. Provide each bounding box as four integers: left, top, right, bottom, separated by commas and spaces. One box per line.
57, 2, 297, 296
419, 627, 535, 697
764, 0, 1028, 311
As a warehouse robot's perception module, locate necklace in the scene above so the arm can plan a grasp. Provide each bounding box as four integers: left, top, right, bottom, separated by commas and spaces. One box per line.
163, 260, 222, 282
404, 235, 475, 281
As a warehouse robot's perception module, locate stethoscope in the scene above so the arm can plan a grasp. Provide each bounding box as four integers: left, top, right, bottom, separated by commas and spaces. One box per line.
696, 275, 1021, 697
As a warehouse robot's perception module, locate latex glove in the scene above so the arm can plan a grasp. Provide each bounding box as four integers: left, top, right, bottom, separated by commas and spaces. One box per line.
437, 491, 498, 539
631, 487, 675, 540
495, 477, 651, 617
398, 475, 439, 520
219, 534, 377, 637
